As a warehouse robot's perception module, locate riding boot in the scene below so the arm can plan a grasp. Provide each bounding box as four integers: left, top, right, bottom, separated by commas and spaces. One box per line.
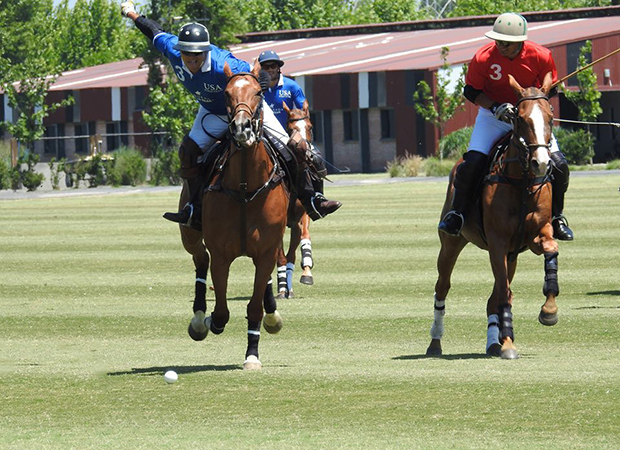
438, 150, 488, 236
163, 176, 203, 230
163, 137, 203, 231
550, 152, 574, 241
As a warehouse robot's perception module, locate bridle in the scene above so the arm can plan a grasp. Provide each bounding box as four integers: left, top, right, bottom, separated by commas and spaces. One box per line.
510, 94, 553, 173
226, 72, 264, 142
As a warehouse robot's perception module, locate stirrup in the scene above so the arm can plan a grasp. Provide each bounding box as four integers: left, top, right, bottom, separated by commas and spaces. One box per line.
438, 211, 464, 236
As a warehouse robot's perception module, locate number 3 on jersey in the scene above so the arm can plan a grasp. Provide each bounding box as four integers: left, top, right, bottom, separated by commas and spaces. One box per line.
490, 64, 502, 80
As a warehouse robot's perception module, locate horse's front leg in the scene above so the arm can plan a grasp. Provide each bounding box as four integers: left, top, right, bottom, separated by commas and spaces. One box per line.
427, 233, 468, 356
245, 250, 281, 370
532, 223, 560, 326
487, 237, 518, 359
204, 255, 231, 337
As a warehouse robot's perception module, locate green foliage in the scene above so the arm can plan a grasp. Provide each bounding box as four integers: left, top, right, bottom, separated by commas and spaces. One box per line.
553, 126, 595, 165
439, 127, 472, 160
18, 152, 45, 192
48, 158, 63, 190
448, 0, 611, 17
413, 47, 467, 155
606, 159, 620, 170
142, 76, 196, 146
150, 146, 182, 186
0, 159, 10, 190
561, 40, 602, 123
423, 156, 455, 177
107, 147, 147, 186
385, 154, 423, 177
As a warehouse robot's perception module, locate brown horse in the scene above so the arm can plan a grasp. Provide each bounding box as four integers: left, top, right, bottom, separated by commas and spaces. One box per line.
427, 72, 560, 360
274, 100, 315, 299
182, 59, 287, 370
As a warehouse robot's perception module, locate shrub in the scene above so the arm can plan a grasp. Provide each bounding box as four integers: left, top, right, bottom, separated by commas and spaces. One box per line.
0, 158, 10, 190
439, 127, 472, 160
423, 157, 455, 177
20, 152, 45, 192
48, 158, 64, 190
553, 126, 595, 165
107, 147, 147, 186
606, 159, 620, 170
150, 146, 181, 186
385, 154, 423, 177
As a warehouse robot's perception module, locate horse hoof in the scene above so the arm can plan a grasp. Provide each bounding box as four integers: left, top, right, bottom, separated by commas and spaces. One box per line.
188, 311, 209, 341
276, 291, 287, 300
300, 275, 314, 285
263, 311, 283, 334
243, 355, 262, 371
538, 311, 558, 326
426, 339, 442, 356
501, 348, 519, 360
486, 343, 502, 357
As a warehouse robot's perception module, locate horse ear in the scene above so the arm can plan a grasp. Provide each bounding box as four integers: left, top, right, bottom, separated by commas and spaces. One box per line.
223, 62, 233, 79
251, 58, 261, 77
302, 100, 310, 114
282, 101, 291, 113
541, 71, 553, 95
508, 74, 524, 96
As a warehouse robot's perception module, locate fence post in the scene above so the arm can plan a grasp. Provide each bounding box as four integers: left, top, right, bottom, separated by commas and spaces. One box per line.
10, 139, 18, 168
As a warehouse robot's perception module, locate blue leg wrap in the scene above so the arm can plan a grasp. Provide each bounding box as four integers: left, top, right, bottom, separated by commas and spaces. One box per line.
286, 262, 295, 292
543, 251, 559, 296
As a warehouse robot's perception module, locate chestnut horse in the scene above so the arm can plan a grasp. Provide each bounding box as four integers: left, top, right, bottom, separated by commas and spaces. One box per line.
182, 60, 287, 370
427, 73, 560, 360
274, 100, 315, 299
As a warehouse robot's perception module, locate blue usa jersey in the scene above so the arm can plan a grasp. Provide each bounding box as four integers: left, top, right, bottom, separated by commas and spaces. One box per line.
264, 75, 307, 127
153, 32, 251, 115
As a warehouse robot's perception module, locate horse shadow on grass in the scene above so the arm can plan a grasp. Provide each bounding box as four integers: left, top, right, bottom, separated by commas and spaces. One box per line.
393, 353, 491, 361
108, 364, 241, 377
573, 291, 620, 310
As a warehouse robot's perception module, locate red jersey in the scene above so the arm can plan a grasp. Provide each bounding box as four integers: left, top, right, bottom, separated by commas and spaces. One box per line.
465, 40, 558, 105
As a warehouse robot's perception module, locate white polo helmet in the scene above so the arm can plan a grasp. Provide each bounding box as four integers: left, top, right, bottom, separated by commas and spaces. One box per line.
485, 13, 528, 42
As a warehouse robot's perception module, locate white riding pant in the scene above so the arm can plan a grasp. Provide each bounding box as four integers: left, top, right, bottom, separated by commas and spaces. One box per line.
189, 100, 289, 153
468, 107, 560, 155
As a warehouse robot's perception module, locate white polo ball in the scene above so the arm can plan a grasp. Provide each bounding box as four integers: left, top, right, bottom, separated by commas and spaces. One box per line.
163, 370, 178, 384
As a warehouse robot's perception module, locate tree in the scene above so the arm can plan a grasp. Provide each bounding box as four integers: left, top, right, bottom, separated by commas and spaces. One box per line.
561, 40, 602, 163
413, 47, 467, 158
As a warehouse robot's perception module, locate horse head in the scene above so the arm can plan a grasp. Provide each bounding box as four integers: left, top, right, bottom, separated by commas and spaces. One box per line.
224, 59, 264, 148
283, 100, 313, 142
508, 72, 554, 176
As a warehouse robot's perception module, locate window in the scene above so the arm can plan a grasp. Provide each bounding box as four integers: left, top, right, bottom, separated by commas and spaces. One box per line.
380, 109, 395, 139
106, 121, 128, 151
44, 124, 66, 158
343, 110, 359, 141
310, 111, 323, 142
135, 86, 146, 111
74, 122, 95, 154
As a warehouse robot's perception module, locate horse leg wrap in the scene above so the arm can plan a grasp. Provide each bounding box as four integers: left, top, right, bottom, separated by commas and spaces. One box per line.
430, 294, 445, 340
193, 269, 208, 313
246, 320, 261, 359
286, 262, 295, 292
543, 251, 559, 297
486, 314, 500, 350
263, 278, 277, 314
209, 316, 226, 335
300, 238, 313, 269
499, 305, 514, 343
277, 266, 288, 295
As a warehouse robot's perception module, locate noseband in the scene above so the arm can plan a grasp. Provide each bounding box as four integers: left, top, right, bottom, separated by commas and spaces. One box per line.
226, 72, 264, 141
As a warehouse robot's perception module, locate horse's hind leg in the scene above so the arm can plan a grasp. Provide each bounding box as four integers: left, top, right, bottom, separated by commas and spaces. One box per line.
427, 234, 468, 356
299, 213, 314, 286
276, 244, 288, 299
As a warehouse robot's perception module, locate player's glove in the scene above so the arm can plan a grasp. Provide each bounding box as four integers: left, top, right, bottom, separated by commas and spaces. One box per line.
491, 102, 516, 123
121, 1, 135, 17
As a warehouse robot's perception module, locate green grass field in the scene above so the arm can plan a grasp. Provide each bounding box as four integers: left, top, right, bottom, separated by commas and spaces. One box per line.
1, 173, 619, 449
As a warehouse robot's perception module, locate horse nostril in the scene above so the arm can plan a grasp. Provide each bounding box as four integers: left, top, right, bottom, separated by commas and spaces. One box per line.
531, 160, 539, 172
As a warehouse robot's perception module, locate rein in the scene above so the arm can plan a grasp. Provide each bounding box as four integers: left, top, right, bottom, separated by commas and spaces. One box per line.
487, 94, 554, 261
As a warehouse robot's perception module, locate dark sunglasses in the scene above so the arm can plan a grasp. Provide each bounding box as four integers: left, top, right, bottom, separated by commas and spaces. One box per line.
181, 51, 205, 57
261, 62, 280, 70
496, 41, 514, 48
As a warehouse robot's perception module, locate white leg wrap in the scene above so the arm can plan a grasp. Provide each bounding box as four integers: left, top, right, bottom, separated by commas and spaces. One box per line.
430, 293, 445, 340
486, 314, 500, 350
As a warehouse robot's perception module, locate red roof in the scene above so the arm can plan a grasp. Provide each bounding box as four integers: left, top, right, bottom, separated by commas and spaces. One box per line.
46, 15, 620, 90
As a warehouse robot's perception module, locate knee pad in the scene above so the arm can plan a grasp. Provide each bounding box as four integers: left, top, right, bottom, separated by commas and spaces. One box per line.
178, 136, 202, 179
